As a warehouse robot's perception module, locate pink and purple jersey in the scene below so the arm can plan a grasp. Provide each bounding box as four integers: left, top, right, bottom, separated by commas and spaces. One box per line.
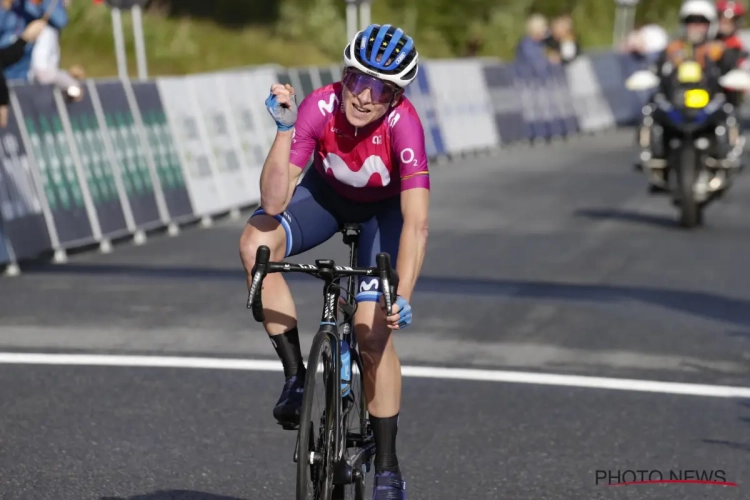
289, 82, 430, 203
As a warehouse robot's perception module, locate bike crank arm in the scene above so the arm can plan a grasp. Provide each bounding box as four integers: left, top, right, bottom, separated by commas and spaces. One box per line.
331, 442, 376, 485
293, 421, 315, 464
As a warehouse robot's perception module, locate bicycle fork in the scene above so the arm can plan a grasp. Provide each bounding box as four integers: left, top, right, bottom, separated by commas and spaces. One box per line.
293, 333, 372, 488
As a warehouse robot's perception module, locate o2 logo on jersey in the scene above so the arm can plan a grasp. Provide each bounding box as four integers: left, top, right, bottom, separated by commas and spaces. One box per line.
319, 94, 339, 116
400, 148, 419, 167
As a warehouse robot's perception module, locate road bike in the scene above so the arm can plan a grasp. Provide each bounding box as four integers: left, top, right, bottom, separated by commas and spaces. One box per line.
247, 222, 399, 500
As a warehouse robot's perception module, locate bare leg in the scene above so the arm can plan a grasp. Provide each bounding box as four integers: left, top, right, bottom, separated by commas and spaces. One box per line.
354, 300, 405, 490
239, 215, 305, 427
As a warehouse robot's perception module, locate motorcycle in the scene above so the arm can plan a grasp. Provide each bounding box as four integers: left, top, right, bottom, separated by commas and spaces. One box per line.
625, 62, 750, 228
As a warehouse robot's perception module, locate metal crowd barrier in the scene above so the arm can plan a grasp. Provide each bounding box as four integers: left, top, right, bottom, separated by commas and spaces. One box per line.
0, 50, 691, 274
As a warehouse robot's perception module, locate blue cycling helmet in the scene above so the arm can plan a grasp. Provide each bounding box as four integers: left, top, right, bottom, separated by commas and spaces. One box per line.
343, 23, 419, 88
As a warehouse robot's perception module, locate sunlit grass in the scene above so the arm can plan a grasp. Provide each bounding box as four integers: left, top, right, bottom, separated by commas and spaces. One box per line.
57, 1, 682, 78
59, 3, 332, 77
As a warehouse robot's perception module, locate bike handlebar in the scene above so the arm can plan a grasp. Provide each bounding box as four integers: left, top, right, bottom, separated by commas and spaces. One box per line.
246, 245, 399, 323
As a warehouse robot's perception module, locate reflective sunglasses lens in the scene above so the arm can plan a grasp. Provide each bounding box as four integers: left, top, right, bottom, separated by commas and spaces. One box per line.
344, 72, 395, 103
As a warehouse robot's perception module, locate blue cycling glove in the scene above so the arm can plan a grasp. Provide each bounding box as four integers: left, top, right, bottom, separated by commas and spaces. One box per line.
265, 91, 298, 132
394, 295, 412, 329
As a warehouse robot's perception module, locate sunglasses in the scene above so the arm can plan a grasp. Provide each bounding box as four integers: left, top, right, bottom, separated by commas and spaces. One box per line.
683, 16, 710, 24
342, 69, 399, 104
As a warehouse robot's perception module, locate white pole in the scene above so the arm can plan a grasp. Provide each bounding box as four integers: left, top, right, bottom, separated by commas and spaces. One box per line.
111, 8, 128, 79
359, 1, 371, 29
625, 7, 637, 39
613, 0, 640, 49
613, 6, 623, 49
346, 1, 359, 42
131, 5, 148, 80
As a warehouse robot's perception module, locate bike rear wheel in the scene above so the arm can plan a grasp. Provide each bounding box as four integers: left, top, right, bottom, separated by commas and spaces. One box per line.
297, 330, 337, 500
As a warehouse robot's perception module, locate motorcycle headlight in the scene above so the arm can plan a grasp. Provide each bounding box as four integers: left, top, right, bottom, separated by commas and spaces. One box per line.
684, 89, 710, 108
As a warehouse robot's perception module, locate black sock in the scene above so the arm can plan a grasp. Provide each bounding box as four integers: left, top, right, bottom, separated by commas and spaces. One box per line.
270, 327, 305, 379
371, 414, 400, 474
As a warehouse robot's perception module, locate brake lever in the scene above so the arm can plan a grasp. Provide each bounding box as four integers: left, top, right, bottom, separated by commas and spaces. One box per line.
389, 269, 400, 307
247, 246, 271, 322
375, 253, 398, 315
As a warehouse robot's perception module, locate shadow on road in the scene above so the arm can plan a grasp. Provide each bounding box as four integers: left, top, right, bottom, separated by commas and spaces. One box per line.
17, 262, 750, 332
702, 400, 750, 454
102, 491, 247, 500
574, 208, 679, 229
701, 439, 750, 452
728, 330, 750, 341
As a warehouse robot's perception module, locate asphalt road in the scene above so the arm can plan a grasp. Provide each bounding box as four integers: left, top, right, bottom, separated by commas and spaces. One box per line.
0, 129, 748, 500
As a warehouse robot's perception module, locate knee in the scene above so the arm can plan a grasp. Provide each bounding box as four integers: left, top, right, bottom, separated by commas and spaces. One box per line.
239, 216, 287, 269
354, 307, 393, 362
358, 329, 393, 365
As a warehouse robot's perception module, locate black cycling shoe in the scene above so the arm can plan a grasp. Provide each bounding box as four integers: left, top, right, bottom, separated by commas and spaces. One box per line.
273, 372, 305, 429
372, 471, 407, 500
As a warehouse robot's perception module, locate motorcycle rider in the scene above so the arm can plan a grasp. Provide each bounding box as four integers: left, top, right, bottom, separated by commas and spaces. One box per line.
716, 0, 749, 167
635, 0, 746, 192
717, 1, 747, 54
716, 0, 750, 104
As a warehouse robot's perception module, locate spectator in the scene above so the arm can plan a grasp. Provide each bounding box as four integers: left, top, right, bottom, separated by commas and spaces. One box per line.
0, 17, 47, 126
545, 14, 581, 65
30, 0, 84, 102
0, 0, 68, 82
515, 14, 552, 73
621, 24, 669, 65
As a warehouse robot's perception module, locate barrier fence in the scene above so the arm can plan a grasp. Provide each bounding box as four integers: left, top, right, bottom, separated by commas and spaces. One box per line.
0, 49, 741, 271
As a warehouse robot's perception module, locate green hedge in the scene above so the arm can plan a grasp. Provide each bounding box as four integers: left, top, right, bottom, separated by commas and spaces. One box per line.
58, 0, 686, 77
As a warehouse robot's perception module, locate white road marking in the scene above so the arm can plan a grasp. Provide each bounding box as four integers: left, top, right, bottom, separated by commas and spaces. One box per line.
0, 352, 748, 398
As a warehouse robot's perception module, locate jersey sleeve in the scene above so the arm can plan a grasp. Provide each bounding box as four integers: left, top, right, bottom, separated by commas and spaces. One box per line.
390, 107, 430, 192
289, 89, 330, 169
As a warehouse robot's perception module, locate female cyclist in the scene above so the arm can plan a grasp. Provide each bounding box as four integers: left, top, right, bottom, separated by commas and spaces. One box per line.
239, 23, 430, 499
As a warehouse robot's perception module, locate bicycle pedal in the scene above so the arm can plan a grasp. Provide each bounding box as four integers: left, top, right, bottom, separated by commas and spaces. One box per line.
279, 422, 299, 431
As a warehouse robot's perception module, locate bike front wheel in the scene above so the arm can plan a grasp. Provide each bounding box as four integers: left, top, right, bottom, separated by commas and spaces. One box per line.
331, 345, 370, 500
297, 330, 337, 500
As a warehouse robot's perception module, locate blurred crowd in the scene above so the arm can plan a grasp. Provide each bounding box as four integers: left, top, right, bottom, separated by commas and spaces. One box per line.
0, 0, 85, 127
620, 24, 670, 64
515, 13, 581, 69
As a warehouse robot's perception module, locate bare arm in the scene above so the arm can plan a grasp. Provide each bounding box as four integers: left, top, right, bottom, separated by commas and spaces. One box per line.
259, 129, 303, 215
259, 82, 309, 215
395, 187, 430, 303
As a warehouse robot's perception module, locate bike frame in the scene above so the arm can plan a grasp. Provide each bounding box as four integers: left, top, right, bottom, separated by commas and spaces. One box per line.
247, 224, 398, 487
